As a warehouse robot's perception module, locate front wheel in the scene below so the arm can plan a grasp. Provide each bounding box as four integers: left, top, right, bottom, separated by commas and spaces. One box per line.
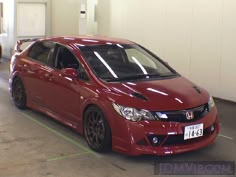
83, 106, 111, 152
12, 78, 27, 109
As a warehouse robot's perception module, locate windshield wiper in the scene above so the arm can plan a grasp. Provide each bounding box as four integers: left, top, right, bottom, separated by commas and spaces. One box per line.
104, 73, 178, 82
104, 73, 161, 82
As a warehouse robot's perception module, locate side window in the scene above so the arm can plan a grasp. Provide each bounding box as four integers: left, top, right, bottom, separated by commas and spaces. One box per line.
28, 41, 55, 64
55, 45, 89, 81
55, 45, 80, 70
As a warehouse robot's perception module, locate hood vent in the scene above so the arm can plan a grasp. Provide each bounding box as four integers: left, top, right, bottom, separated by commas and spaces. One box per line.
131, 92, 148, 101
193, 86, 202, 94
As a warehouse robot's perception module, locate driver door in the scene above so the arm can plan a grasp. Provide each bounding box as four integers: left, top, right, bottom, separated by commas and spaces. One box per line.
46, 44, 82, 122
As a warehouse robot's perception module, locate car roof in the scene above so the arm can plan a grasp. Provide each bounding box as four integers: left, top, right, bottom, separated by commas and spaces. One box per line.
40, 36, 135, 46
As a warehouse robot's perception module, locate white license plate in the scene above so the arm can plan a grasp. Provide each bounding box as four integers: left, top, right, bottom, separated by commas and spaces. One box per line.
184, 123, 204, 140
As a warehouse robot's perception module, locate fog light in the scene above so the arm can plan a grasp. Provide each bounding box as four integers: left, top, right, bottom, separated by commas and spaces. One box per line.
152, 137, 159, 144
210, 124, 215, 132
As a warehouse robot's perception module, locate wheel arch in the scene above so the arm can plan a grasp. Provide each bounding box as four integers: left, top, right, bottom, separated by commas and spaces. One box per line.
10, 74, 22, 96
82, 103, 110, 126
82, 102, 112, 152
11, 75, 27, 109
82, 103, 97, 121
81, 101, 112, 135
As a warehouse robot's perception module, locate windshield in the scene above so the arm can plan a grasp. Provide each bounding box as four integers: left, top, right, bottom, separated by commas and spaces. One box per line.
78, 44, 177, 81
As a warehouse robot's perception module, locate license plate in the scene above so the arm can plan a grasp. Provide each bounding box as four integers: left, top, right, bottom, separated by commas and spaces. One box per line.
184, 123, 203, 140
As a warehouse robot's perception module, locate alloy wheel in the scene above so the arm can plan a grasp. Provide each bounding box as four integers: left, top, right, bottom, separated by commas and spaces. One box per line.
12, 78, 26, 109
84, 106, 111, 152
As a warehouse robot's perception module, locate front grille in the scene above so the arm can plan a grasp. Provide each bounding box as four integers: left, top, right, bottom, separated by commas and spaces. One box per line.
153, 103, 209, 122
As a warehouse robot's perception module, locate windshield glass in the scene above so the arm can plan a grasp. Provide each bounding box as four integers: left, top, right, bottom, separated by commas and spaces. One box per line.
78, 44, 177, 81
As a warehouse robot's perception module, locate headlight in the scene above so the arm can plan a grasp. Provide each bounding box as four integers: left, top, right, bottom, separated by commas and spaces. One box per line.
112, 103, 156, 122
208, 96, 215, 110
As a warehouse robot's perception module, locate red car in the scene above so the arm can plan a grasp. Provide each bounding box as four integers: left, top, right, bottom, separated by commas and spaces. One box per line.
9, 36, 219, 156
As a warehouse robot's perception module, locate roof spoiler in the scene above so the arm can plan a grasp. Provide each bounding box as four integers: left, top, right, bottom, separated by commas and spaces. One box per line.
14, 38, 40, 53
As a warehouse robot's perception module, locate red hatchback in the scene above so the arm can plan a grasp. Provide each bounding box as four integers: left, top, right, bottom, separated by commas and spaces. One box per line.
9, 36, 219, 156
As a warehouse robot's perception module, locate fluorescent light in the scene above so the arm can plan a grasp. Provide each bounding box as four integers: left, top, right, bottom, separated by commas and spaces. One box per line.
126, 82, 136, 85
147, 88, 168, 96
64, 37, 75, 40
131, 57, 148, 75
156, 112, 168, 119
94, 51, 118, 78
76, 43, 85, 47
116, 44, 124, 48
175, 98, 183, 104
82, 39, 98, 43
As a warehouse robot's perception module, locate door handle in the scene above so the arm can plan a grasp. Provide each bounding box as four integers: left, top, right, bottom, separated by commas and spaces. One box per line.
45, 73, 54, 81
45, 73, 52, 78
23, 64, 29, 68
22, 64, 30, 72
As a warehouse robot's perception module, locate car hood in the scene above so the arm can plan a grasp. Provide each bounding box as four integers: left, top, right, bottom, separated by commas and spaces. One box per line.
103, 76, 209, 111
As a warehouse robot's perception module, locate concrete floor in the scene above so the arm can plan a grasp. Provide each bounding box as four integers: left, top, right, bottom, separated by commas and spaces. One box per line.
0, 60, 235, 177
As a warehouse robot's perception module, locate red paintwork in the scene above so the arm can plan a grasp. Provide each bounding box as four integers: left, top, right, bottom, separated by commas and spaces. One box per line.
34, 36, 134, 47
9, 36, 219, 156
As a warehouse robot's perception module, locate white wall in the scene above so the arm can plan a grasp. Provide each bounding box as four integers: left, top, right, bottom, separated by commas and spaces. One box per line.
86, 0, 97, 35
51, 0, 80, 36
0, 0, 81, 58
15, 0, 52, 38
0, 0, 15, 58
97, 0, 236, 102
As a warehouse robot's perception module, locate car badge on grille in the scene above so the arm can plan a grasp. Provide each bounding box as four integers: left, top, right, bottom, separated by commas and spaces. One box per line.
186, 111, 194, 120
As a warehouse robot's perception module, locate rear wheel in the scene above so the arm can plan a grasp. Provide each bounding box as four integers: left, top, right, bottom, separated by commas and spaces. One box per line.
83, 106, 111, 152
12, 78, 27, 109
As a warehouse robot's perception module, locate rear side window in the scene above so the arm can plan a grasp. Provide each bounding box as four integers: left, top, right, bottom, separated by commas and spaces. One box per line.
28, 41, 54, 64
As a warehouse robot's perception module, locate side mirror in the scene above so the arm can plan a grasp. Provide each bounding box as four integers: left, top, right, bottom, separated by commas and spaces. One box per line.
78, 71, 89, 81
61, 68, 78, 80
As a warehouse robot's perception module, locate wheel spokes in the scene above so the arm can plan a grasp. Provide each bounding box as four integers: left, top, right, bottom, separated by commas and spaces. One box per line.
13, 83, 23, 104
85, 111, 105, 148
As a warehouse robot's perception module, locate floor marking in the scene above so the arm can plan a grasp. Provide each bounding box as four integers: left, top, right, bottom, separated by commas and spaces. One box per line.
111, 162, 127, 171
22, 112, 101, 158
47, 152, 91, 162
218, 134, 234, 140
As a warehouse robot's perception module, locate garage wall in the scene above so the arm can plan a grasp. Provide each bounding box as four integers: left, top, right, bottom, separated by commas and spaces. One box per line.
15, 0, 52, 38
0, 0, 81, 58
0, 0, 15, 58
86, 0, 97, 35
51, 0, 80, 36
97, 0, 236, 102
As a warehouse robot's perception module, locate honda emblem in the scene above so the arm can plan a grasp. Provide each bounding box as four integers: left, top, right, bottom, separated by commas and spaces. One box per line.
186, 111, 194, 120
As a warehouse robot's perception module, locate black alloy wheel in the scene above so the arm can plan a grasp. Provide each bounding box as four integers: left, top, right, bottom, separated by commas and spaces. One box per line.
84, 106, 111, 152
12, 78, 27, 109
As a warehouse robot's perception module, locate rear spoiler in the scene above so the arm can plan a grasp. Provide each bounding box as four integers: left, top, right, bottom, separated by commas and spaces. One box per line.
14, 38, 40, 53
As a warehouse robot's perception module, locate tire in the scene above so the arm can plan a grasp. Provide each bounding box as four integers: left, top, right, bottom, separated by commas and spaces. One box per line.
12, 78, 27, 109
83, 106, 112, 152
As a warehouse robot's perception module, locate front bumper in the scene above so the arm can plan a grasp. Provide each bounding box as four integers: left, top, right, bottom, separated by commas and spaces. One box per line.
110, 107, 219, 156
